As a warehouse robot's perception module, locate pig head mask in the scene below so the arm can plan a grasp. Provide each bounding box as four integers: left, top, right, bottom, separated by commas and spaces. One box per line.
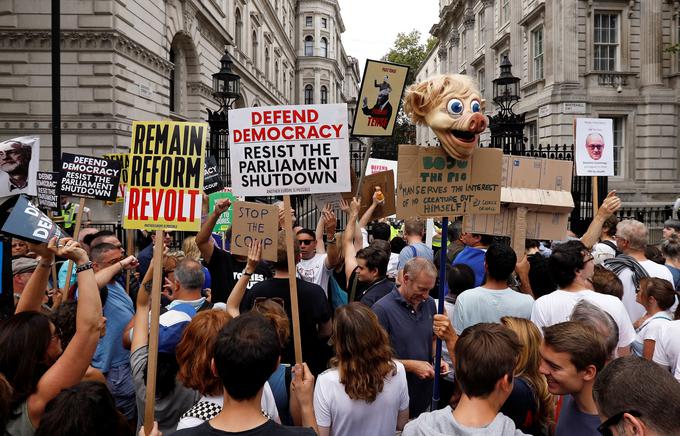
404, 74, 487, 160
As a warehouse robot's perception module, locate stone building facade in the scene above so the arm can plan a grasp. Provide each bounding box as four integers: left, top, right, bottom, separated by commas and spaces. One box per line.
0, 0, 360, 216
420, 0, 679, 203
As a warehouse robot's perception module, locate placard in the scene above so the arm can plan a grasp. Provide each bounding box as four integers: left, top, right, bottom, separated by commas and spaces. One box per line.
230, 201, 279, 261
204, 156, 224, 194
123, 121, 207, 231
59, 153, 121, 201
1, 195, 66, 243
103, 153, 130, 202
210, 189, 241, 232
574, 118, 614, 176
352, 60, 410, 137
36, 171, 60, 210
311, 192, 344, 215
396, 145, 502, 218
359, 170, 396, 220
0, 136, 40, 198
228, 104, 351, 196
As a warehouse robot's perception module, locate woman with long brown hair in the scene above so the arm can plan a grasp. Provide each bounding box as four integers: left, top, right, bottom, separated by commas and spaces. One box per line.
313, 303, 409, 436
500, 317, 554, 436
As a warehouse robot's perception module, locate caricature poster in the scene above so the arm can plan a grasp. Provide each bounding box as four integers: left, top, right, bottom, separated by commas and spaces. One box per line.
352, 60, 409, 137
574, 118, 614, 176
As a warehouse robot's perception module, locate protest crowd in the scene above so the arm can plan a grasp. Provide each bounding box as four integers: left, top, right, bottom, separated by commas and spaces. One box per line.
2, 183, 680, 436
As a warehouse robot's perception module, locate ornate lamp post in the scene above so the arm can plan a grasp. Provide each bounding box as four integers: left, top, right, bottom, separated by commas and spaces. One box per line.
208, 49, 241, 185
488, 56, 525, 154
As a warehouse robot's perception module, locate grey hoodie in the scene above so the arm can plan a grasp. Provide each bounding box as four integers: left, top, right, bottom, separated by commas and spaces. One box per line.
402, 406, 529, 436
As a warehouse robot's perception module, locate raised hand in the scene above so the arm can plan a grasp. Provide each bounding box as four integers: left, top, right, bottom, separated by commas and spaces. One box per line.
48, 237, 88, 264
246, 239, 262, 273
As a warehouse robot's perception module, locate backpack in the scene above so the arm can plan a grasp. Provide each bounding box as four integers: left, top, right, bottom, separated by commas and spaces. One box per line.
600, 240, 622, 257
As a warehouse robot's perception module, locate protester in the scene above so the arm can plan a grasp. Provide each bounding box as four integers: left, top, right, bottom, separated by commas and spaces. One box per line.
371, 221, 400, 277
174, 313, 316, 435
161, 258, 212, 312
593, 356, 680, 436
500, 317, 554, 436
1, 237, 103, 435
443, 263, 475, 315
34, 381, 131, 436
10, 238, 29, 258
591, 215, 619, 265
137, 230, 173, 279
604, 219, 674, 322
631, 277, 675, 359
175, 310, 279, 430
590, 265, 623, 300
397, 218, 433, 270
313, 303, 409, 436
242, 231, 332, 376
570, 300, 619, 360
524, 252, 557, 299
402, 323, 525, 435
12, 257, 41, 307
652, 318, 680, 381
55, 227, 99, 289
53, 196, 91, 235
531, 240, 634, 357
452, 243, 533, 334
539, 321, 609, 436
296, 205, 339, 295
0, 373, 13, 432
661, 234, 680, 290
662, 218, 680, 241
372, 257, 443, 417
452, 232, 493, 287
437, 219, 465, 265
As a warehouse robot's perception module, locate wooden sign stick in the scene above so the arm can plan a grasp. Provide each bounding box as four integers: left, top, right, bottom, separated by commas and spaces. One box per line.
283, 195, 303, 363
592, 176, 599, 218
125, 229, 134, 295
144, 230, 164, 434
62, 197, 86, 294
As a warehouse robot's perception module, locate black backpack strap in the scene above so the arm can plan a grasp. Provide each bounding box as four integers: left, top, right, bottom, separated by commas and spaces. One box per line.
600, 240, 620, 255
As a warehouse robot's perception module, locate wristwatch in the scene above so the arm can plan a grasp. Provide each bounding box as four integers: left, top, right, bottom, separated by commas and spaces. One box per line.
75, 261, 94, 274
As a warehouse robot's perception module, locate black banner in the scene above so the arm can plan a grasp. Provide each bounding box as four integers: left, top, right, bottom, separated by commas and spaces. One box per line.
36, 171, 60, 210
203, 155, 224, 194
59, 153, 121, 201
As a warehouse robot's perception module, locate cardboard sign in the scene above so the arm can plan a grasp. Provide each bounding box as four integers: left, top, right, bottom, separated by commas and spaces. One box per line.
209, 189, 241, 232
228, 104, 351, 196
230, 201, 279, 261
103, 153, 130, 202
204, 156, 224, 194
123, 121, 207, 231
352, 60, 410, 137
396, 145, 502, 218
0, 136, 40, 198
1, 195, 66, 243
574, 118, 614, 176
311, 192, 344, 215
59, 153, 121, 201
36, 171, 60, 210
359, 170, 396, 220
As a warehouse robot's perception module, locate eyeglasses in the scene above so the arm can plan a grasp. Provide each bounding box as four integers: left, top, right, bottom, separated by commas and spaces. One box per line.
583, 253, 594, 263
298, 239, 314, 246
587, 143, 604, 151
253, 296, 286, 310
597, 410, 641, 436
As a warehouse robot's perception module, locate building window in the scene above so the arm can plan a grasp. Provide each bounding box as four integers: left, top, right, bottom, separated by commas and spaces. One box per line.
606, 116, 625, 176
525, 121, 538, 148
477, 68, 485, 95
265, 48, 270, 79
477, 10, 485, 47
251, 31, 258, 67
594, 13, 619, 71
321, 86, 328, 104
304, 36, 314, 56
322, 17, 327, 28
532, 26, 544, 80
275, 61, 279, 87
304, 84, 313, 104
501, 0, 510, 25
499, 50, 510, 65
305, 16, 312, 27
321, 37, 328, 57
169, 48, 176, 112
461, 30, 467, 62
235, 9, 243, 49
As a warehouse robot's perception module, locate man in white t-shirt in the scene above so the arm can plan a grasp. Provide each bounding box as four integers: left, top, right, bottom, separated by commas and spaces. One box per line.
296, 209, 339, 296
591, 215, 619, 265
652, 320, 680, 382
531, 240, 634, 357
453, 243, 533, 335
604, 219, 674, 322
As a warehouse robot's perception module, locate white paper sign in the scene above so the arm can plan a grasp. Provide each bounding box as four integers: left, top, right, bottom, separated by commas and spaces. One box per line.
0, 136, 40, 198
228, 104, 351, 196
574, 118, 614, 176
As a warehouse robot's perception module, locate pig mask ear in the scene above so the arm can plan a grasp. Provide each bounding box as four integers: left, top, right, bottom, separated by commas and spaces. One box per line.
403, 80, 434, 125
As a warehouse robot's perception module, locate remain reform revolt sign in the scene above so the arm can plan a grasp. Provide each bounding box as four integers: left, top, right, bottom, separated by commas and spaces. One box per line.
228, 104, 351, 196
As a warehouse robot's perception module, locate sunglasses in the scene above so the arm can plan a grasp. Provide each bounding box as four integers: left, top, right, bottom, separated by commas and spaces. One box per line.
597, 410, 641, 436
298, 239, 314, 246
587, 144, 604, 150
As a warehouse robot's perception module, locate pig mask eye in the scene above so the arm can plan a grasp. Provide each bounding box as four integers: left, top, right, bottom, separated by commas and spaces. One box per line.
470, 100, 481, 113
447, 99, 464, 116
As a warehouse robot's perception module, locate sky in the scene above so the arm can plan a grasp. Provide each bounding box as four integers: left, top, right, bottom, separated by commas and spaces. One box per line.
337, 0, 439, 74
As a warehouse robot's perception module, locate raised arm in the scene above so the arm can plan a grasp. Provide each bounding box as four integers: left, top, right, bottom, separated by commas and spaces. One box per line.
580, 191, 621, 250
130, 247, 161, 353
95, 255, 139, 289
226, 240, 261, 318
196, 198, 231, 263
343, 198, 361, 286
29, 238, 102, 426
358, 189, 383, 230
315, 205, 328, 255
323, 207, 339, 269
15, 241, 56, 314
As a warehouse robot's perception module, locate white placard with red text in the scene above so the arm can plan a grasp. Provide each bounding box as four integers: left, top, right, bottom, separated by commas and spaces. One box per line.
228, 104, 351, 196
